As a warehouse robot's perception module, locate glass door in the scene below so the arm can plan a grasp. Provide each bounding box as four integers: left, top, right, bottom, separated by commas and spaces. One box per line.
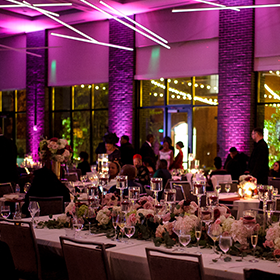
167, 107, 192, 169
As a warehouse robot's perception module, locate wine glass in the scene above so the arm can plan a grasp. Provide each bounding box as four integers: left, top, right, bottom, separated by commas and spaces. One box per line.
215, 184, 221, 194
242, 210, 256, 232
207, 191, 219, 207
164, 189, 176, 211
116, 213, 126, 242
99, 173, 109, 201
124, 224, 135, 244
219, 234, 232, 258
150, 178, 163, 206
249, 229, 259, 263
76, 181, 84, 194
116, 176, 128, 203
128, 187, 140, 205
207, 223, 222, 254
1, 206, 11, 219
121, 200, 131, 214
200, 206, 214, 227
195, 220, 202, 251
28, 201, 40, 225
73, 217, 84, 239
24, 182, 31, 193
225, 184, 231, 193
193, 180, 206, 207
178, 226, 191, 251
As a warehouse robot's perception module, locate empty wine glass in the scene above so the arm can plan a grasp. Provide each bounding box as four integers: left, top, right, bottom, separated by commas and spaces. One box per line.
150, 178, 163, 206
1, 205, 11, 219
124, 224, 135, 244
219, 234, 232, 259
116, 175, 128, 203
28, 201, 40, 225
24, 182, 31, 193
178, 226, 191, 251
207, 223, 222, 254
128, 187, 140, 205
215, 184, 221, 194
249, 229, 259, 263
76, 181, 84, 194
73, 217, 84, 239
225, 184, 231, 193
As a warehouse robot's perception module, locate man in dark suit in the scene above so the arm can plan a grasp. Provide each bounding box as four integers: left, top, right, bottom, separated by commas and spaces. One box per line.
140, 134, 156, 171
0, 126, 17, 183
249, 128, 269, 184
120, 135, 135, 165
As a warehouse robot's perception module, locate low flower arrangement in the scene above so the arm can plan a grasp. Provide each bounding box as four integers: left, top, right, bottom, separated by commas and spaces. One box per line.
39, 137, 73, 163
37, 193, 280, 262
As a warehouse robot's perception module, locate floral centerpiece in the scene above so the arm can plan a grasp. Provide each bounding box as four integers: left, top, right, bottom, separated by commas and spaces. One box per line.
239, 175, 257, 198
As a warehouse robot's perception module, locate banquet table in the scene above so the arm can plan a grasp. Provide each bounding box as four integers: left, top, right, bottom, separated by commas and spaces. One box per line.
23, 215, 280, 280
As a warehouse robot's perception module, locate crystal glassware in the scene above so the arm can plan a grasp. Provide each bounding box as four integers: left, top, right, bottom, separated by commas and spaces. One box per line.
111, 215, 118, 241
249, 229, 259, 263
128, 187, 140, 205
219, 234, 232, 258
124, 225, 135, 243
99, 173, 109, 203
242, 210, 256, 231
73, 217, 84, 239
1, 205, 11, 219
195, 220, 202, 251
28, 201, 40, 225
193, 180, 206, 207
225, 184, 231, 193
207, 223, 222, 254
116, 175, 128, 203
164, 189, 176, 211
116, 213, 126, 242
150, 178, 163, 206
178, 226, 191, 251
200, 206, 214, 227
207, 191, 219, 207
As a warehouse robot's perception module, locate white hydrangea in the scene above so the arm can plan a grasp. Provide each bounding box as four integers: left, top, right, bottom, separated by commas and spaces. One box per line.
221, 216, 235, 232
96, 208, 111, 225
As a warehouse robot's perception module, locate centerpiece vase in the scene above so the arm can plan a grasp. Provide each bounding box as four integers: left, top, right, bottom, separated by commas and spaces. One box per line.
51, 161, 61, 179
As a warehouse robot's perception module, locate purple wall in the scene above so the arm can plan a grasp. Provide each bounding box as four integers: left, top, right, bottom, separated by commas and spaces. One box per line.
26, 30, 46, 159
218, 0, 255, 163
0, 34, 26, 90
48, 20, 109, 86
108, 17, 134, 144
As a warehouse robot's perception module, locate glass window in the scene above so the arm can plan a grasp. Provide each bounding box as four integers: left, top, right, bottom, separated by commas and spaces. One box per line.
167, 77, 192, 105
53, 112, 71, 143
2, 91, 14, 111
259, 71, 280, 103
17, 90, 26, 112
139, 108, 164, 155
73, 85, 91, 110
193, 106, 217, 168
16, 113, 26, 158
141, 79, 165, 107
93, 83, 108, 109
54, 87, 71, 110
194, 75, 218, 106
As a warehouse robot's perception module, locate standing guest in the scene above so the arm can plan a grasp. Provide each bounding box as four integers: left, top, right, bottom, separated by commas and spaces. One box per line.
269, 161, 280, 177
120, 135, 135, 165
158, 140, 173, 170
140, 134, 157, 170
210, 157, 228, 177
159, 136, 175, 154
104, 133, 121, 163
77, 151, 91, 175
170, 141, 184, 170
0, 126, 17, 183
153, 159, 172, 200
133, 154, 150, 186
249, 128, 269, 184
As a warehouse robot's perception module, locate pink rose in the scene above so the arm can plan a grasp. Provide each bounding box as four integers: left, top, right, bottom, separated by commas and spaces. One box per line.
162, 213, 171, 222
143, 201, 154, 210
274, 249, 280, 256
263, 240, 274, 249
215, 218, 221, 225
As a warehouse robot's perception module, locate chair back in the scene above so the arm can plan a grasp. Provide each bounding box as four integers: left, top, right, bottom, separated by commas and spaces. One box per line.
244, 268, 280, 280
65, 172, 79, 182
60, 237, 112, 280
211, 174, 232, 187
268, 177, 280, 193
146, 248, 205, 280
0, 219, 41, 280
0, 182, 14, 197
218, 182, 238, 193
29, 196, 63, 216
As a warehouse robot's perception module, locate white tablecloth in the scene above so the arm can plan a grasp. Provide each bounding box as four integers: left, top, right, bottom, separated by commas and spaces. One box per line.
24, 215, 280, 280
233, 198, 260, 219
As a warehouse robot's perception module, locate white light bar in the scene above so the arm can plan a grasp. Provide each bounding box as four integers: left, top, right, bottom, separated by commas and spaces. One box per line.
51, 33, 133, 51
264, 84, 280, 100
34, 3, 72, 7
0, 43, 42, 57
194, 0, 240, 11
99, 1, 168, 44
173, 3, 280, 12
80, 0, 170, 49
0, 4, 25, 7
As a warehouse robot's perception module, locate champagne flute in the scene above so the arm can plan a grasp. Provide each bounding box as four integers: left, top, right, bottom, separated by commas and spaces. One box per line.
195, 220, 202, 252
116, 213, 126, 242
111, 215, 118, 241
28, 201, 40, 225
1, 206, 11, 219
249, 229, 259, 263
219, 234, 232, 259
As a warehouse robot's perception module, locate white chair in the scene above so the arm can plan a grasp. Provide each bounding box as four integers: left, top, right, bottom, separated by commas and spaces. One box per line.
211, 174, 232, 187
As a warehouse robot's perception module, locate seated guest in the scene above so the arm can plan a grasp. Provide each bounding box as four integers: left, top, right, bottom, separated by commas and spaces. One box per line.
153, 159, 172, 200
133, 154, 150, 186
77, 151, 91, 175
143, 157, 155, 176
120, 135, 135, 165
104, 133, 121, 163
169, 141, 184, 170
269, 161, 280, 177
210, 157, 228, 177
108, 164, 143, 195
22, 166, 70, 216
106, 161, 121, 190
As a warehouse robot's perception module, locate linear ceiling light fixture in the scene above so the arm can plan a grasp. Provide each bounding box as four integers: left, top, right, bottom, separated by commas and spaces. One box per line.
0, 43, 42, 57
51, 33, 134, 51
0, 2, 72, 8
264, 84, 280, 101
99, 0, 168, 44
172, 3, 280, 12
194, 0, 240, 11
80, 0, 170, 49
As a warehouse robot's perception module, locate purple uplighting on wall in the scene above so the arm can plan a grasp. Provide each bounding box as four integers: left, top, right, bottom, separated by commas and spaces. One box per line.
108, 17, 135, 143
26, 30, 46, 159
217, 0, 255, 162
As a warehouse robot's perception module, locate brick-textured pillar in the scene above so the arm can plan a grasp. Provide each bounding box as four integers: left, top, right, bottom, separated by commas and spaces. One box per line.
218, 0, 255, 162
108, 17, 135, 143
26, 30, 47, 159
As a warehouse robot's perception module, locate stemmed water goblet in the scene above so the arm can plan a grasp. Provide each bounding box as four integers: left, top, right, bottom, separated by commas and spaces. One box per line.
219, 233, 232, 259
1, 205, 11, 219
150, 178, 163, 206
207, 223, 222, 254
200, 206, 214, 228
24, 182, 31, 193
99, 173, 109, 201
124, 220, 135, 244
76, 181, 84, 194
28, 201, 40, 225
73, 217, 84, 239
164, 188, 176, 212
128, 187, 140, 205
178, 226, 191, 252
88, 172, 99, 198
207, 191, 219, 207
215, 184, 221, 195
242, 210, 256, 232
193, 179, 206, 207
116, 175, 128, 203
249, 228, 259, 263
121, 200, 131, 214
225, 183, 231, 193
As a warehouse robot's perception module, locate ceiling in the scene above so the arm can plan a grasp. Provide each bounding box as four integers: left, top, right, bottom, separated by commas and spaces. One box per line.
0, 0, 199, 39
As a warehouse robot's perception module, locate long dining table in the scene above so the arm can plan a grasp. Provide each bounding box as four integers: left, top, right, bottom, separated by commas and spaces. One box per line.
23, 215, 280, 280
